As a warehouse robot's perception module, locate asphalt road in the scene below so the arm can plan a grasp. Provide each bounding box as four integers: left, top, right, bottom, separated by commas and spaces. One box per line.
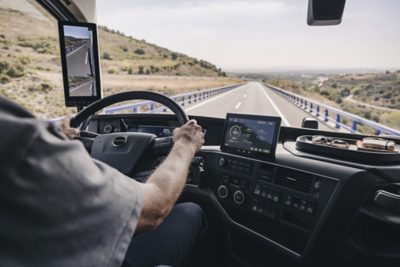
69, 78, 95, 97
186, 81, 332, 130
66, 42, 92, 77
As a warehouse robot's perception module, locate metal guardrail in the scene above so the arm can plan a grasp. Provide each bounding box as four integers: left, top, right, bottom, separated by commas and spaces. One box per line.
48, 83, 241, 123
103, 83, 241, 114
266, 83, 400, 136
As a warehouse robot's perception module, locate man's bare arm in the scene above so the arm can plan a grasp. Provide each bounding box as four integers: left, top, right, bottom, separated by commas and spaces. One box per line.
136, 120, 204, 231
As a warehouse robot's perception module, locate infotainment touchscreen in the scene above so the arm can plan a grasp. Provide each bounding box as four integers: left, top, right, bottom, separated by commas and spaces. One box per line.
221, 113, 281, 159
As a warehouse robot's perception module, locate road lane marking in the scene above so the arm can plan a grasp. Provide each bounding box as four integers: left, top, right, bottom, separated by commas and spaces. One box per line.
66, 43, 87, 57
185, 85, 244, 112
259, 85, 291, 126
235, 102, 242, 109
70, 79, 94, 93
85, 51, 89, 64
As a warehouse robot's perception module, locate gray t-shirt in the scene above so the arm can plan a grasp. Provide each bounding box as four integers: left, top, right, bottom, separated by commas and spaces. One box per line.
0, 97, 144, 267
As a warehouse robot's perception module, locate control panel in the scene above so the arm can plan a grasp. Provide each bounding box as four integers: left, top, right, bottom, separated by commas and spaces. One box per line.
210, 153, 338, 253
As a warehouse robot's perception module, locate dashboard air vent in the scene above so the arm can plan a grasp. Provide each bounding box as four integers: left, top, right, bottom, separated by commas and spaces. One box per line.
276, 169, 313, 193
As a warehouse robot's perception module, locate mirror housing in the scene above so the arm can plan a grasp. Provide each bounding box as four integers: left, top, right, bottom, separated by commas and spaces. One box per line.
307, 0, 346, 26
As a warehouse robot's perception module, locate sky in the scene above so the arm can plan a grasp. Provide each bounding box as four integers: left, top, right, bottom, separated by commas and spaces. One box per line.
64, 25, 90, 39
97, 0, 400, 72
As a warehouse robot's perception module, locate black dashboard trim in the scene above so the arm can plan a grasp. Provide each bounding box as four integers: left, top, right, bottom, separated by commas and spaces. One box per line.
182, 185, 302, 259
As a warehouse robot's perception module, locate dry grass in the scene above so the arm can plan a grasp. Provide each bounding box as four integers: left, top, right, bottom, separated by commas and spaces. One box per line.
0, 4, 239, 118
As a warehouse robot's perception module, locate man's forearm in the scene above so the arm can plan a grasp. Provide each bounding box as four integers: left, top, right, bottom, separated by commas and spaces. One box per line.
147, 141, 194, 201
137, 140, 195, 230
137, 120, 204, 231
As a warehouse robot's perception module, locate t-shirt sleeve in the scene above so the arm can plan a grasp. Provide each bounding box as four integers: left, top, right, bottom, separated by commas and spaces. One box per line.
0, 118, 144, 267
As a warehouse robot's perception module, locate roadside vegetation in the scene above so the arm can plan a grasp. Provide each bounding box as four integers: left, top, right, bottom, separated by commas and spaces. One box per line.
264, 71, 400, 132
0, 4, 237, 118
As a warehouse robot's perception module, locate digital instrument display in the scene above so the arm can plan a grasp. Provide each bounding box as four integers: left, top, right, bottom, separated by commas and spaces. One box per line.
221, 113, 281, 159
138, 125, 175, 137
58, 21, 102, 107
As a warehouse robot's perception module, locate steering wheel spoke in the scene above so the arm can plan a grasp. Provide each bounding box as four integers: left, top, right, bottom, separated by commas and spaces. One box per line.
152, 136, 174, 155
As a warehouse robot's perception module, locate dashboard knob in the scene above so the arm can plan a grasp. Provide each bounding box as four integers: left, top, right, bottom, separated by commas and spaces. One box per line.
218, 157, 226, 166
217, 185, 229, 199
233, 190, 245, 205
103, 124, 113, 133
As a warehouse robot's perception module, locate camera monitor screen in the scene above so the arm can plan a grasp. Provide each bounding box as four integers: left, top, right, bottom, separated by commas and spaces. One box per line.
58, 21, 102, 107
221, 113, 281, 159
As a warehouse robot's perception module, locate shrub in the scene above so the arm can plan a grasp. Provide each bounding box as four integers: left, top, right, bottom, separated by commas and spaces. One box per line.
102, 52, 112, 60
19, 56, 31, 65
364, 111, 372, 119
319, 90, 330, 96
6, 64, 24, 78
145, 69, 150, 75
138, 65, 144, 74
171, 52, 178, 60
107, 66, 118, 74
134, 48, 145, 55
0, 74, 10, 84
120, 46, 128, 52
127, 66, 133, 74
0, 60, 9, 72
28, 83, 53, 93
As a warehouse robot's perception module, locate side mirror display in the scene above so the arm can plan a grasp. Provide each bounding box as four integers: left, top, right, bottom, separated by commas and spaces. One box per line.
58, 21, 102, 108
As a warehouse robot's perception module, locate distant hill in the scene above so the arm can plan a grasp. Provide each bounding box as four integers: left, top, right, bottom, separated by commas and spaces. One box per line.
98, 26, 226, 77
0, 5, 234, 118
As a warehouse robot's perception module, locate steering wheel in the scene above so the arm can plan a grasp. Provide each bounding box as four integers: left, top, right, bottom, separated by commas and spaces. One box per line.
70, 91, 189, 175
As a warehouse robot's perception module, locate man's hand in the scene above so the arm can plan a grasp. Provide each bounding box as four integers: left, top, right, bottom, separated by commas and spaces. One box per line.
173, 119, 205, 154
60, 116, 80, 139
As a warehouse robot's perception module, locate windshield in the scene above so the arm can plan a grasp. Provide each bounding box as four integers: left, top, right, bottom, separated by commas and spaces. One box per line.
1, 0, 400, 135
97, 0, 400, 135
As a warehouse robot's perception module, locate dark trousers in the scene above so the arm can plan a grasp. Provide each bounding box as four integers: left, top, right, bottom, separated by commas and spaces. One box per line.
123, 202, 207, 267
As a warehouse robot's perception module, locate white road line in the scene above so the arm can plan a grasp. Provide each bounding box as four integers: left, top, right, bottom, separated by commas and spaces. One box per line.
235, 102, 242, 109
66, 43, 87, 57
85, 51, 89, 64
70, 79, 93, 93
259, 84, 291, 126
243, 94, 247, 98
185, 85, 243, 112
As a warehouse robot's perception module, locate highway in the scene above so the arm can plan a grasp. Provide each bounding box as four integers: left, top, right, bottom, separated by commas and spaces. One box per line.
186, 81, 332, 131
66, 42, 92, 77
69, 78, 96, 97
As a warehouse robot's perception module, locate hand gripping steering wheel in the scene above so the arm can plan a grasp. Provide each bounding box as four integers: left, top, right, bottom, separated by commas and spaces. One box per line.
70, 91, 189, 175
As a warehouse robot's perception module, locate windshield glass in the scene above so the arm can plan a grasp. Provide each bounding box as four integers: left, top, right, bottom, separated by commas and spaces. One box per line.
96, 0, 400, 134
1, 0, 399, 136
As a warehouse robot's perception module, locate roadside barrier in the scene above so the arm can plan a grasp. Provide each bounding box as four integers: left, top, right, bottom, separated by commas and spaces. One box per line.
266, 83, 400, 136
103, 84, 241, 114
48, 83, 242, 122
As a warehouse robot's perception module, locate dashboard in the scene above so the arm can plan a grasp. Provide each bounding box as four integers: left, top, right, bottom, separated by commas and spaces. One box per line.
85, 113, 400, 267
98, 118, 176, 137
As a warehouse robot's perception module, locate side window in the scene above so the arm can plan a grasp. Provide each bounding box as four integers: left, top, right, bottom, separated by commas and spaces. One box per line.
0, 0, 73, 118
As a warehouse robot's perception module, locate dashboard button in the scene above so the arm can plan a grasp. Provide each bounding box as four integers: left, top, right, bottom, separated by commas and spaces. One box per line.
218, 157, 226, 166
217, 185, 229, 199
233, 190, 245, 205
103, 124, 113, 133
254, 186, 261, 195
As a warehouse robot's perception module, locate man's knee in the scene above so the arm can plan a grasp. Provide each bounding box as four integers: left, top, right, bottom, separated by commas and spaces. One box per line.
174, 202, 207, 233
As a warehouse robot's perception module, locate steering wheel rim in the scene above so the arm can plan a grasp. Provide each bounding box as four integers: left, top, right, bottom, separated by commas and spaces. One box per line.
70, 91, 189, 128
